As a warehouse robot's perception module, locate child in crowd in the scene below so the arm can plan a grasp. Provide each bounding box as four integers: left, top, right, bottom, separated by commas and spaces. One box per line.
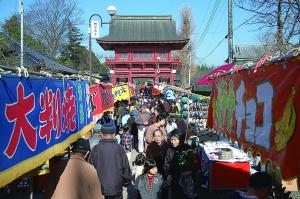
136, 159, 163, 199
166, 116, 177, 135
120, 124, 133, 161
115, 127, 122, 144
132, 153, 146, 183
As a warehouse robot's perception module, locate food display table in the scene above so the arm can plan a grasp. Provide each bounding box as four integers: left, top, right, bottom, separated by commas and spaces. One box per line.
200, 141, 250, 191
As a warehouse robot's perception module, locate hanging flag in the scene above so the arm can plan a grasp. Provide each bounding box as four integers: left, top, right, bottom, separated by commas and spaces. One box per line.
89, 83, 114, 123
90, 20, 100, 39
0, 75, 93, 187
207, 56, 300, 187
152, 87, 161, 96
112, 84, 131, 101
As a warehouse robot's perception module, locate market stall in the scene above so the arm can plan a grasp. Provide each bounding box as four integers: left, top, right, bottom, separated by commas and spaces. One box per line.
207, 51, 300, 191
0, 74, 93, 188
192, 63, 233, 96
200, 141, 251, 190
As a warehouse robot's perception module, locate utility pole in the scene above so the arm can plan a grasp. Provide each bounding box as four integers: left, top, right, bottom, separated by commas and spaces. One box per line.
88, 5, 117, 84
228, 0, 233, 63
296, 0, 300, 9
188, 43, 192, 87
157, 56, 161, 85
20, 0, 24, 68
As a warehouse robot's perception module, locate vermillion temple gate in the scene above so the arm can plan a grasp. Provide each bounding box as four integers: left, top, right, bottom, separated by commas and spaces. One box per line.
97, 15, 189, 85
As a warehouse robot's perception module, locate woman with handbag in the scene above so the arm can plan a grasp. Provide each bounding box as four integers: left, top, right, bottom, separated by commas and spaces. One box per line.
164, 129, 196, 199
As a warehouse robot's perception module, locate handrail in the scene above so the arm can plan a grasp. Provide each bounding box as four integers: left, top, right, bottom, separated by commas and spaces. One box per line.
105, 57, 180, 62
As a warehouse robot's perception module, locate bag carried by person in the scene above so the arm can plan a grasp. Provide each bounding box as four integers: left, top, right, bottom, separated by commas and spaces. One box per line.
179, 173, 195, 198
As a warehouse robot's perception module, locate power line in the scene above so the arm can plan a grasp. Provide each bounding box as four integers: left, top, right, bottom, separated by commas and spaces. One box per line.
198, 0, 214, 30
202, 36, 226, 61
201, 12, 261, 61
198, 0, 222, 45
200, 1, 226, 55
233, 13, 258, 32
191, 31, 226, 35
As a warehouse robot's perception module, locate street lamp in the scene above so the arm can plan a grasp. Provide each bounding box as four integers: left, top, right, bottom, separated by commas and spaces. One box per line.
88, 5, 117, 83
157, 56, 161, 85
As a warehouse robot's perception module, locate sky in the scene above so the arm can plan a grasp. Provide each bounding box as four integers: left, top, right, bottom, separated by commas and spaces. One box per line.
0, 0, 262, 66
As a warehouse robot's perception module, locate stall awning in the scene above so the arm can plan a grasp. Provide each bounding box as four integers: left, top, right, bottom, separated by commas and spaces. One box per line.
192, 64, 233, 96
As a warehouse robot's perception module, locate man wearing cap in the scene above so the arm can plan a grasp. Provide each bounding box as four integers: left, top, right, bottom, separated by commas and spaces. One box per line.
52, 138, 103, 199
89, 123, 131, 199
96, 111, 115, 126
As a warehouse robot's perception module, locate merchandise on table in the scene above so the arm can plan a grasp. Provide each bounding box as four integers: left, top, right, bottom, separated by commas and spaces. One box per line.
201, 141, 250, 162
200, 141, 251, 190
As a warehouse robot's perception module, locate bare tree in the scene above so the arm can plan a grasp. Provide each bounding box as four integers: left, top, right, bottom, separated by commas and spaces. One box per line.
27, 0, 82, 57
234, 0, 300, 52
177, 6, 195, 87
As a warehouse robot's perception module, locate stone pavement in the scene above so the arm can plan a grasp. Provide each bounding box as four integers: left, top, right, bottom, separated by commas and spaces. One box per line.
123, 149, 139, 199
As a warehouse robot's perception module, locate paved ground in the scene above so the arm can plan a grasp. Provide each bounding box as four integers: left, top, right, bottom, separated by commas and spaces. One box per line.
123, 149, 139, 199
2, 149, 299, 199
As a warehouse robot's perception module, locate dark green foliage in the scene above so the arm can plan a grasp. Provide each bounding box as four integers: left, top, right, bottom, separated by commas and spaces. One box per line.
2, 15, 46, 53
190, 64, 215, 83
1, 15, 108, 73
59, 24, 83, 69
0, 34, 9, 65
58, 24, 109, 73
0, 15, 46, 66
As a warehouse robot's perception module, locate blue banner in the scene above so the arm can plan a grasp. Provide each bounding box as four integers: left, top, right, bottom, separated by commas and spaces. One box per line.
0, 75, 93, 187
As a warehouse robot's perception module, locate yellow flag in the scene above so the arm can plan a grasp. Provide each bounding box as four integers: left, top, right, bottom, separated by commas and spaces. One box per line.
112, 85, 131, 101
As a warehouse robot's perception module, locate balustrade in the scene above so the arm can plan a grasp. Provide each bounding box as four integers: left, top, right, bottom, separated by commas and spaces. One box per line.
105, 57, 179, 63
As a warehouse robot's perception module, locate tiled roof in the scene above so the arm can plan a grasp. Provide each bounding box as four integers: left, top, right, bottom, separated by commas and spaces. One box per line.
98, 15, 188, 42
234, 45, 276, 60
2, 33, 76, 74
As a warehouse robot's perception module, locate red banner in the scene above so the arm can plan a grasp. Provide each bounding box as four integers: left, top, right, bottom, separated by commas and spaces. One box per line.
207, 56, 300, 186
89, 83, 114, 117
99, 84, 114, 112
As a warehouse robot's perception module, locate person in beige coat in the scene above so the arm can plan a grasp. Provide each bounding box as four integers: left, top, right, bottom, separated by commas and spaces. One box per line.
52, 138, 103, 199
145, 114, 168, 150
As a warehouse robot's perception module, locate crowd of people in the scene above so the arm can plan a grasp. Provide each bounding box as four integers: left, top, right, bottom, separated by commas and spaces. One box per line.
51, 87, 290, 199
109, 93, 198, 199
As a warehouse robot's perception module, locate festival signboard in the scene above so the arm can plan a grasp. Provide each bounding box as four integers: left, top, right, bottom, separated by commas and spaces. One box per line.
89, 83, 114, 117
207, 56, 300, 187
99, 83, 114, 112
89, 84, 102, 116
112, 84, 131, 101
0, 75, 93, 187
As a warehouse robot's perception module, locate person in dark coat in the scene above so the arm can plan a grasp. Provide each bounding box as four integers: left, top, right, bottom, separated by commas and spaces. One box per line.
169, 102, 179, 114
164, 129, 192, 199
160, 99, 170, 113
89, 123, 131, 199
96, 111, 114, 126
225, 172, 273, 199
127, 111, 138, 150
146, 129, 168, 177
